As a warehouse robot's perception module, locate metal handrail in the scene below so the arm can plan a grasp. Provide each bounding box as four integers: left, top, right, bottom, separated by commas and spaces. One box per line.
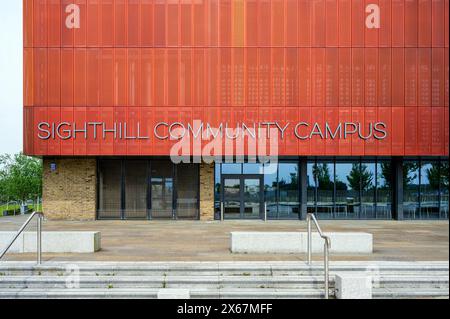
306, 213, 331, 299
0, 211, 44, 265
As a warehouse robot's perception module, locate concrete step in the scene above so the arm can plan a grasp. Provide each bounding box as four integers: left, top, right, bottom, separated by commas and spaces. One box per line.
0, 275, 330, 289
373, 288, 450, 299
377, 276, 449, 289
0, 288, 329, 299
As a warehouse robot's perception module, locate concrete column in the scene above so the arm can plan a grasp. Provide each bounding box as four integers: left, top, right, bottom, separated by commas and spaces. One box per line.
299, 157, 308, 220
392, 157, 404, 220
199, 162, 215, 221
42, 157, 97, 221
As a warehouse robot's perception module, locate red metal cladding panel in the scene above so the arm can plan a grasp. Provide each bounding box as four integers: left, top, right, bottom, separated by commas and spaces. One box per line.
141, 49, 153, 107
352, 48, 365, 107
60, 107, 74, 156
310, 107, 325, 155
404, 107, 418, 155
127, 107, 141, 156
167, 50, 179, 107
285, 0, 298, 47
285, 107, 299, 155
365, 48, 378, 107
271, 0, 284, 47
33, 107, 48, 155
74, 49, 87, 107
432, 48, 445, 107
61, 0, 74, 47
377, 107, 392, 155
392, 0, 405, 47
445, 108, 450, 155
338, 0, 352, 47
419, 0, 432, 47
23, 107, 34, 155
47, 49, 61, 107
298, 0, 312, 47
73, 107, 87, 155
391, 107, 405, 155
128, 0, 141, 47
23, 0, 33, 47
86, 106, 100, 155
61, 49, 74, 107
141, 0, 153, 47
23, 48, 34, 107
432, 0, 445, 46
140, 108, 153, 155
351, 0, 365, 47
378, 48, 392, 107
431, 107, 445, 155
114, 49, 128, 106
339, 48, 352, 107
48, 0, 61, 47
298, 107, 311, 155
338, 106, 352, 155
446, 0, 449, 47
33, 0, 48, 47
298, 48, 312, 106
285, 48, 299, 107
404, 0, 418, 47
418, 48, 432, 106
311, 48, 325, 107
271, 48, 285, 106
365, 0, 379, 47
114, 0, 127, 47
325, 48, 339, 107
392, 48, 405, 106
325, 107, 339, 155
351, 107, 365, 155
379, 0, 392, 46
404, 48, 418, 107
100, 106, 114, 155
73, 0, 87, 47
445, 48, 449, 107
128, 48, 141, 107
113, 107, 127, 155
326, 0, 338, 47
86, 49, 100, 107
33, 48, 48, 107
87, 0, 100, 47
220, 0, 232, 47
312, 0, 326, 47
418, 107, 432, 154
364, 107, 378, 155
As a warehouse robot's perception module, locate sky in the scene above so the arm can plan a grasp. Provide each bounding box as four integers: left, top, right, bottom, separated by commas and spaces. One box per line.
0, 1, 23, 155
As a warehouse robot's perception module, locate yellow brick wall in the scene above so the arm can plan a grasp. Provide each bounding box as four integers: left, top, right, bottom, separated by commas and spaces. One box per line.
42, 158, 97, 221
199, 162, 215, 221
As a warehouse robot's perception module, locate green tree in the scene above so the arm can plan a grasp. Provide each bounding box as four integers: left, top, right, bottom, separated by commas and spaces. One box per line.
312, 163, 333, 190
347, 163, 374, 191
0, 153, 42, 204
426, 163, 441, 190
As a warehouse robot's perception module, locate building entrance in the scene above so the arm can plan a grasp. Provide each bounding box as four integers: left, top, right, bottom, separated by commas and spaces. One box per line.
221, 174, 264, 220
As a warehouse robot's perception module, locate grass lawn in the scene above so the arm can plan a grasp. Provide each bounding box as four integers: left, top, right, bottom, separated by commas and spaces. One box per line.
0, 204, 41, 216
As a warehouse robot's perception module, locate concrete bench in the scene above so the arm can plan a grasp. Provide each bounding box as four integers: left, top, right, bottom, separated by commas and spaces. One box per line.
231, 232, 373, 254
0, 232, 101, 253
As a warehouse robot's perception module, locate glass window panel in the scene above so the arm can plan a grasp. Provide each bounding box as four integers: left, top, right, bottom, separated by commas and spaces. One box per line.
440, 160, 449, 219
124, 160, 148, 219
335, 162, 361, 219
315, 162, 334, 219
98, 160, 122, 219
264, 163, 278, 219
360, 162, 376, 219
214, 164, 221, 219
222, 163, 242, 174
177, 163, 199, 219
278, 163, 299, 219
307, 162, 317, 214
420, 162, 440, 219
243, 163, 263, 174
376, 161, 393, 219
223, 178, 241, 219
404, 161, 420, 219
151, 160, 174, 219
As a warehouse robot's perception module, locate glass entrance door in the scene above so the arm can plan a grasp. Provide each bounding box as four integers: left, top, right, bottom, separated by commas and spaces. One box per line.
222, 175, 264, 219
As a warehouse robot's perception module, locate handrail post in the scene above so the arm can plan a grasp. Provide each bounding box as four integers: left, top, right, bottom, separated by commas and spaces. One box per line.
264, 203, 267, 221
37, 213, 42, 265
324, 241, 329, 299
220, 202, 224, 222
307, 213, 312, 265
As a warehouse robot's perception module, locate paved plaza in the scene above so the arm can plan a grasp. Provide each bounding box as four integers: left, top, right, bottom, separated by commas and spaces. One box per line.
0, 215, 448, 262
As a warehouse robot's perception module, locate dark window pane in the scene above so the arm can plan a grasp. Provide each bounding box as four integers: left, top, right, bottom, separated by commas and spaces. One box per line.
124, 160, 148, 219
440, 160, 449, 219
98, 160, 122, 219
177, 163, 199, 219
278, 163, 299, 219
307, 162, 316, 214
264, 163, 278, 218
404, 161, 420, 219
151, 160, 173, 219
214, 164, 221, 219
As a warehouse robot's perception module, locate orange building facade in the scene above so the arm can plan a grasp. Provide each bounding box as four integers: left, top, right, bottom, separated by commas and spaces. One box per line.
23, 1, 449, 221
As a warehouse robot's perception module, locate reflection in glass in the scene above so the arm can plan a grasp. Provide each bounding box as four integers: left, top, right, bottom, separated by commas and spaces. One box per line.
420, 162, 440, 219
376, 161, 392, 219
177, 163, 199, 219
315, 162, 334, 219
335, 163, 361, 219
360, 162, 376, 219
278, 163, 299, 218
264, 164, 278, 219
98, 160, 122, 219
214, 164, 221, 219
222, 163, 242, 174
307, 163, 316, 214
223, 178, 241, 219
403, 161, 420, 219
440, 161, 449, 219
151, 161, 174, 219
124, 160, 148, 219
243, 178, 262, 218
